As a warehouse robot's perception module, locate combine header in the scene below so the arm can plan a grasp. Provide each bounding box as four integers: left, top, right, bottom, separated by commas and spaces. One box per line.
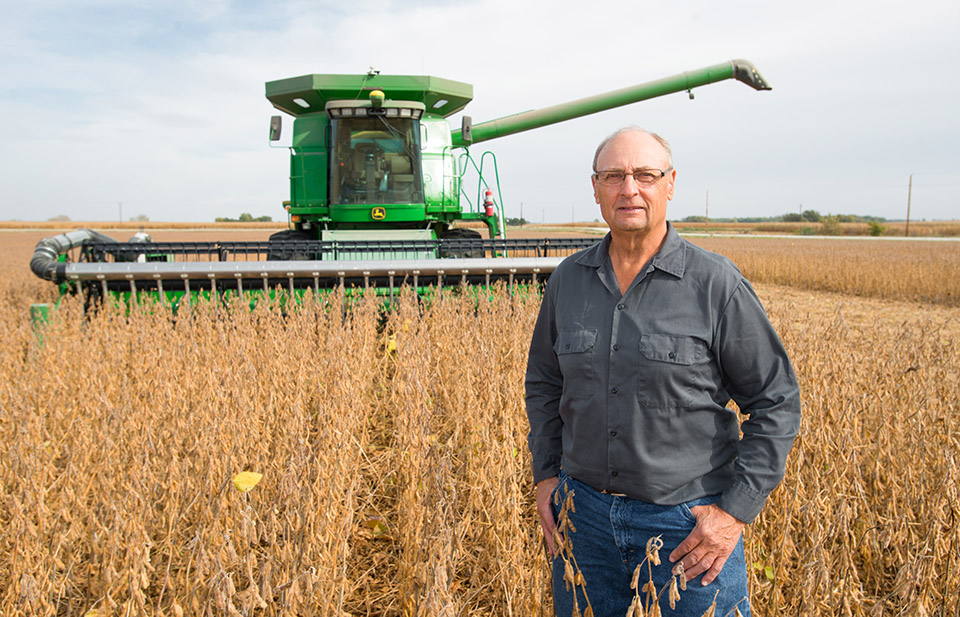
30, 60, 771, 310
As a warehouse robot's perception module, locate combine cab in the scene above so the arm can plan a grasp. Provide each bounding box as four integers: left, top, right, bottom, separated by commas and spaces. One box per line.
30, 60, 771, 310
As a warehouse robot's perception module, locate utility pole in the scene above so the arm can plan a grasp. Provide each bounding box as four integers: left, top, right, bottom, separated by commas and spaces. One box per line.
905, 174, 913, 237
705, 190, 709, 228
520, 202, 523, 227
119, 202, 122, 224
571, 202, 575, 225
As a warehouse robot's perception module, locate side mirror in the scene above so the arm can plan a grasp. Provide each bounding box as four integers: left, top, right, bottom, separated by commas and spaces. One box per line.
460, 116, 473, 144
269, 116, 282, 141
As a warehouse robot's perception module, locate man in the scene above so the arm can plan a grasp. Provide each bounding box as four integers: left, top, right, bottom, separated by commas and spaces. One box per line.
525, 127, 801, 617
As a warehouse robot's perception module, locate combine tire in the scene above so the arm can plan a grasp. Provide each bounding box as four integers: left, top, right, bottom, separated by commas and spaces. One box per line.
439, 228, 484, 258
267, 230, 316, 260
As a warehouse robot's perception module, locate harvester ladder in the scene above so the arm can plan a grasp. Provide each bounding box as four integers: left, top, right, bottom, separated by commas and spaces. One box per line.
450, 147, 506, 240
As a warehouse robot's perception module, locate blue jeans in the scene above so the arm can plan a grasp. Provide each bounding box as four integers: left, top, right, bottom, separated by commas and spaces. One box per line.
550, 473, 751, 617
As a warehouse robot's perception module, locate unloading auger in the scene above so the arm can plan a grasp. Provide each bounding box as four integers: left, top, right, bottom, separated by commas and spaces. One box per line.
30, 59, 771, 311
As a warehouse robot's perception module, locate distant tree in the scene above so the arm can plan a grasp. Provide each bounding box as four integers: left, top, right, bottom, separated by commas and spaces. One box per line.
868, 221, 886, 236
820, 215, 843, 236
835, 214, 854, 223
130, 214, 149, 222
47, 215, 71, 222
782, 213, 803, 222
683, 215, 707, 223
801, 209, 822, 223
216, 213, 272, 223
505, 217, 529, 226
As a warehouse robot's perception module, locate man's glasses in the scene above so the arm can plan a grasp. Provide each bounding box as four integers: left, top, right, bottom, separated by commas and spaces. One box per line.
594, 168, 672, 187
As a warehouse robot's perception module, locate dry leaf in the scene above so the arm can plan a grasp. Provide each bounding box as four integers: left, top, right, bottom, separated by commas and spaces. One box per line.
232, 471, 263, 493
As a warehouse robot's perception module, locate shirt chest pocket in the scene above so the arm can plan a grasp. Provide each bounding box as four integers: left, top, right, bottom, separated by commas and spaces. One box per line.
638, 333, 708, 408
555, 329, 597, 400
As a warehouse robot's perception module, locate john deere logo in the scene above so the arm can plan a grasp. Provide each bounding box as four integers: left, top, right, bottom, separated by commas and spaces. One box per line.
371, 207, 386, 220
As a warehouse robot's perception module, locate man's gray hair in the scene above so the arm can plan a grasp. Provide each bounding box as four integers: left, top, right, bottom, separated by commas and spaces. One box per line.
592, 126, 673, 172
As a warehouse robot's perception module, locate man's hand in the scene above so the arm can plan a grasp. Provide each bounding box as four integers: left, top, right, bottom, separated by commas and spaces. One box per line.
669, 503, 746, 586
535, 476, 560, 556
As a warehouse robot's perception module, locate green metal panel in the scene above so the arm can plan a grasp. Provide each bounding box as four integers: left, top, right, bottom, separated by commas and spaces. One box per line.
30, 303, 50, 343
291, 114, 328, 147
290, 152, 329, 211
290, 115, 329, 210
29, 303, 50, 325
327, 203, 427, 223
450, 60, 770, 146
267, 74, 473, 119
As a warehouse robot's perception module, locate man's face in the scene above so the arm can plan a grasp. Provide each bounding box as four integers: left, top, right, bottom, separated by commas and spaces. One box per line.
592, 131, 676, 237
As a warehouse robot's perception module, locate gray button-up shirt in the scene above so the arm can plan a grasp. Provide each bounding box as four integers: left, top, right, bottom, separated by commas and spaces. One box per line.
525, 224, 801, 523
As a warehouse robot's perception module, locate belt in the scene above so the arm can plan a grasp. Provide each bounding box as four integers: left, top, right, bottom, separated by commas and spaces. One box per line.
598, 488, 628, 497
567, 473, 629, 498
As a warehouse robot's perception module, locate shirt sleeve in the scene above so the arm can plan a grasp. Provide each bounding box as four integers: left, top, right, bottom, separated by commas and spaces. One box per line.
714, 279, 802, 523
525, 283, 565, 485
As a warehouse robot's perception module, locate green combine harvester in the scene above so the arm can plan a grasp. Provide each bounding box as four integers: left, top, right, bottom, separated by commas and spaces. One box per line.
30, 59, 770, 311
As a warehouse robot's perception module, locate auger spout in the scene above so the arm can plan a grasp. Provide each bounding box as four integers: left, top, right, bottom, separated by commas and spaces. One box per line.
451, 59, 771, 147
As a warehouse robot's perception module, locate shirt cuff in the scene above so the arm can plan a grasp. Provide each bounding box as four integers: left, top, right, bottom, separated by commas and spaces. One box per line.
717, 480, 768, 524
532, 461, 562, 486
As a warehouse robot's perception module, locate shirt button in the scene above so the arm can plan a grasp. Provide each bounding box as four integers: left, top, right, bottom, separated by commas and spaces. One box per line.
611, 387, 618, 394
612, 344, 620, 352
617, 303, 625, 310
565, 344, 570, 350
609, 430, 617, 437
668, 352, 676, 359
611, 471, 618, 477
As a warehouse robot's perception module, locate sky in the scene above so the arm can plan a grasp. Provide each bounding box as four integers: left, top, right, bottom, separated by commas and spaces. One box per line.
1, 0, 957, 224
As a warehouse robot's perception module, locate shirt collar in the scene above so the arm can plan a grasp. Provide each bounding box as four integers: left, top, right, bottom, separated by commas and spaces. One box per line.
574, 222, 686, 278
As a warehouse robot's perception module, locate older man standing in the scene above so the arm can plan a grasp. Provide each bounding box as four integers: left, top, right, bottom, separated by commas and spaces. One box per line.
525, 127, 801, 617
